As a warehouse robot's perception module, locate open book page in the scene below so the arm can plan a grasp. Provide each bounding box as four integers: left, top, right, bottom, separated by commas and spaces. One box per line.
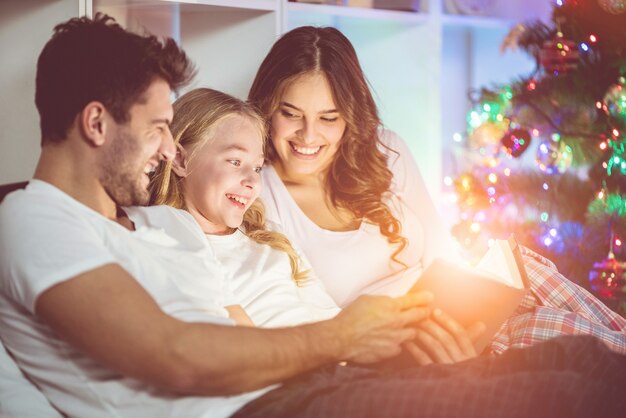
474, 239, 524, 288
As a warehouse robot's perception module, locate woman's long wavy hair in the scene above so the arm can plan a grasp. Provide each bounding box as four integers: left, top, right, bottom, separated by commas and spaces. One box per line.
150, 88, 308, 283
248, 26, 407, 265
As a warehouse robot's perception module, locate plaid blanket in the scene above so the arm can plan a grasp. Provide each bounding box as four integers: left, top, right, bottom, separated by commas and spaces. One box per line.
489, 246, 626, 355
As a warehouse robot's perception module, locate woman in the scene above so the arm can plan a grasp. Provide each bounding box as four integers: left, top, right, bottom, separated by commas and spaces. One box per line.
248, 26, 626, 354
127, 87, 340, 328
249, 26, 453, 307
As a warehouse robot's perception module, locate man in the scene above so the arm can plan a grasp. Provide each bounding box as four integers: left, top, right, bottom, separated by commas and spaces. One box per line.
0, 14, 625, 418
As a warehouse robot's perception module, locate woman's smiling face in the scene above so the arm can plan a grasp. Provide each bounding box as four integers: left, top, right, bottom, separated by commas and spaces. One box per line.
270, 72, 347, 182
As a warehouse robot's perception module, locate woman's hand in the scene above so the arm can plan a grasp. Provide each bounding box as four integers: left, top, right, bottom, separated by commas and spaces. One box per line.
404, 309, 485, 365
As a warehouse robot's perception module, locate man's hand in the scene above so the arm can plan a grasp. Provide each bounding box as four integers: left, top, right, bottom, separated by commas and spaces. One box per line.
404, 309, 486, 365
333, 292, 433, 364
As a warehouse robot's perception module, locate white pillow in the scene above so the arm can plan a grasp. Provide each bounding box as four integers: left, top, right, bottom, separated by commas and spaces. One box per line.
0, 340, 62, 417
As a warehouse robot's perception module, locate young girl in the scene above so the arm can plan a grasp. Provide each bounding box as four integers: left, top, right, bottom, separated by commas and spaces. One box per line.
127, 87, 340, 328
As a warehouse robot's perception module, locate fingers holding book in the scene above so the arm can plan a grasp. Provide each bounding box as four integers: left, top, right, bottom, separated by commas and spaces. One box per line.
404, 309, 486, 365
334, 292, 433, 364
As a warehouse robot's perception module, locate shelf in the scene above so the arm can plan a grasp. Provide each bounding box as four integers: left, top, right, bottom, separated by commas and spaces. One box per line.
95, 0, 276, 12
287, 2, 428, 23
441, 13, 514, 29
166, 0, 275, 11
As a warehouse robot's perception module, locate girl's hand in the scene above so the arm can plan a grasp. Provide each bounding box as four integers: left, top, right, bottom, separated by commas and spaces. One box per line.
225, 304, 255, 327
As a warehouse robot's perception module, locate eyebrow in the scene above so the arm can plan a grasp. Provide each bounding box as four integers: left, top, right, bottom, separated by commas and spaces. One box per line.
280, 101, 339, 115
221, 144, 264, 159
150, 118, 171, 126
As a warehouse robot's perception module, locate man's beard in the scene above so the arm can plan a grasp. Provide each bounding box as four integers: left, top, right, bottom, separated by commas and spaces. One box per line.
99, 129, 152, 207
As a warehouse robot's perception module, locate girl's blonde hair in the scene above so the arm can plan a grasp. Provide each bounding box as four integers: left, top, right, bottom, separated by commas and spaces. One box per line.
150, 87, 308, 284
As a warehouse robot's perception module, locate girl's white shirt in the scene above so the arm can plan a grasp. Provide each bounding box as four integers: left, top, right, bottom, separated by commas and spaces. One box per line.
128, 205, 340, 327
206, 228, 340, 327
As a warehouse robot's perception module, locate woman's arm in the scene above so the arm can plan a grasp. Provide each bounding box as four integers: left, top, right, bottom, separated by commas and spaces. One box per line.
379, 130, 485, 363
380, 129, 460, 265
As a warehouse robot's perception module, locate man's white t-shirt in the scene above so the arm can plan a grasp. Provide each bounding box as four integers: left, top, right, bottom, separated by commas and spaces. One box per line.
260, 130, 458, 307
0, 181, 271, 418
0, 341, 62, 417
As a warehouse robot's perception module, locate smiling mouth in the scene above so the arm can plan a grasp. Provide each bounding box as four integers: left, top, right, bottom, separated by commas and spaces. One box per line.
290, 142, 322, 156
225, 193, 249, 209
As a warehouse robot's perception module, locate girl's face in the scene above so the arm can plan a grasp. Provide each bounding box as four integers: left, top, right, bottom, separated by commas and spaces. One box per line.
182, 114, 264, 235
270, 72, 347, 182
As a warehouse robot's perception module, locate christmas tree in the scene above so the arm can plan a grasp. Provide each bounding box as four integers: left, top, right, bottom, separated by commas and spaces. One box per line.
451, 0, 626, 314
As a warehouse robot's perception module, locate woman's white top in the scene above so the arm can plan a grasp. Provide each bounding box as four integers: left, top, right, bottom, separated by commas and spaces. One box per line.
260, 130, 455, 307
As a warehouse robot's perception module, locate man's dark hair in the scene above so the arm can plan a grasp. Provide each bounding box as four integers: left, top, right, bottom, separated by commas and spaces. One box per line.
35, 13, 195, 144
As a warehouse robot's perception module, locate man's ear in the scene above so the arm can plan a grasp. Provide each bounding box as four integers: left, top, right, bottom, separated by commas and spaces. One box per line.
172, 143, 189, 178
80, 101, 108, 147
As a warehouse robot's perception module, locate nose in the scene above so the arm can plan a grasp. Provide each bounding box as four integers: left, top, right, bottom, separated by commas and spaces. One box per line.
242, 170, 261, 190
158, 127, 176, 162
298, 119, 317, 145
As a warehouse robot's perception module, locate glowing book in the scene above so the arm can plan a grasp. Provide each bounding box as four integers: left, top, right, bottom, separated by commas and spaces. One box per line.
410, 235, 530, 353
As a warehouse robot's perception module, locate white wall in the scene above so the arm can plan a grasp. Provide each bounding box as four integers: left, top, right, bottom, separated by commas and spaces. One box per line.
180, 8, 277, 99
0, 0, 77, 183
